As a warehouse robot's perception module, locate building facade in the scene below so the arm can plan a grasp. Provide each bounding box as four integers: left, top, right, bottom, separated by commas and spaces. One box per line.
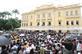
21, 4, 82, 32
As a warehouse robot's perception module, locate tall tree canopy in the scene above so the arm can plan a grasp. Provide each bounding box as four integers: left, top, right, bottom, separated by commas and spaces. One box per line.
0, 18, 21, 30
0, 9, 21, 30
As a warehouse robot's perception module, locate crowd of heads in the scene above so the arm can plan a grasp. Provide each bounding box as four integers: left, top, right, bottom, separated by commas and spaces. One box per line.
9, 30, 67, 54
0, 30, 82, 54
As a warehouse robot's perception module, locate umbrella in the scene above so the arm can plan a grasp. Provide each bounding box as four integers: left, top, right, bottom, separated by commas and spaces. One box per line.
76, 36, 82, 40
2, 33, 11, 40
65, 35, 82, 41
0, 36, 11, 46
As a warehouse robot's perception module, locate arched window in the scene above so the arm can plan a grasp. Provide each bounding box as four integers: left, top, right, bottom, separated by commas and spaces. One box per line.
71, 21, 74, 25
76, 20, 79, 25
66, 11, 68, 16
70, 11, 73, 16
59, 21, 61, 26
42, 22, 45, 26
48, 13, 51, 17
58, 12, 61, 16
42, 13, 45, 18
66, 21, 69, 25
75, 10, 78, 15
37, 14, 40, 18
48, 21, 51, 26
30, 22, 32, 26
37, 22, 40, 26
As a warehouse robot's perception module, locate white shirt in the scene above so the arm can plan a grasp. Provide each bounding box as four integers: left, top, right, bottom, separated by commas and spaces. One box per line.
11, 45, 18, 49
0, 47, 2, 54
31, 44, 36, 49
77, 42, 82, 51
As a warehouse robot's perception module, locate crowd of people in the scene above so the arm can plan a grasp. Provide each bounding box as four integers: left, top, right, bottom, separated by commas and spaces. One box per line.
0, 30, 82, 54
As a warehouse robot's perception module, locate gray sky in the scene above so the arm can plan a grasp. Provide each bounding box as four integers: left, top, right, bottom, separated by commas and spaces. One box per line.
0, 0, 82, 19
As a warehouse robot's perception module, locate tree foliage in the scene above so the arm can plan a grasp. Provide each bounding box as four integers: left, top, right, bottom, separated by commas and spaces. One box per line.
0, 18, 21, 30
0, 9, 21, 30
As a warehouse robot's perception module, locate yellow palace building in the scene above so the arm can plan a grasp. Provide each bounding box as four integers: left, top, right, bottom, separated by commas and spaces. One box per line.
20, 3, 82, 32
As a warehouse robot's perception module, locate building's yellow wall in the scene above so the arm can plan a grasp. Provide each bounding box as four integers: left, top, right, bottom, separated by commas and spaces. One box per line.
21, 4, 82, 32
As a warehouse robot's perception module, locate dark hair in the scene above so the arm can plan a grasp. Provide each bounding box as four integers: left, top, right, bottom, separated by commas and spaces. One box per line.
57, 44, 60, 47
24, 43, 27, 45
55, 41, 57, 43
30, 49, 34, 54
79, 41, 82, 43
53, 45, 55, 48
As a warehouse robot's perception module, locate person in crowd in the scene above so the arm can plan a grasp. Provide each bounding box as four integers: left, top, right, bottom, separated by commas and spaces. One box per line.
29, 49, 34, 54
72, 39, 77, 54
1, 46, 8, 54
77, 40, 82, 54
11, 43, 19, 54
52, 45, 57, 54
40, 46, 45, 54
18, 47, 25, 54
2, 30, 80, 54
62, 40, 73, 54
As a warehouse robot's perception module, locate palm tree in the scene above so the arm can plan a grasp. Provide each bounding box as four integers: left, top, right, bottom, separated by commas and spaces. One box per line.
2, 12, 8, 19
0, 12, 3, 18
5, 11, 11, 19
12, 9, 19, 18
1, 12, 6, 19
3, 11, 11, 19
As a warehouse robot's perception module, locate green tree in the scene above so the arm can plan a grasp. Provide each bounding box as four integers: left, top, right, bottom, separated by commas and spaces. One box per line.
5, 18, 21, 30
0, 12, 6, 19
4, 11, 11, 19
4, 19, 11, 30
0, 19, 5, 30
0, 10, 20, 31
0, 12, 3, 18
2, 12, 7, 19
2, 11, 11, 19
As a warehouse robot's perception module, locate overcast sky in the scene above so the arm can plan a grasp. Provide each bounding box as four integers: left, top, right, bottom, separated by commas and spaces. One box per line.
0, 0, 82, 19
